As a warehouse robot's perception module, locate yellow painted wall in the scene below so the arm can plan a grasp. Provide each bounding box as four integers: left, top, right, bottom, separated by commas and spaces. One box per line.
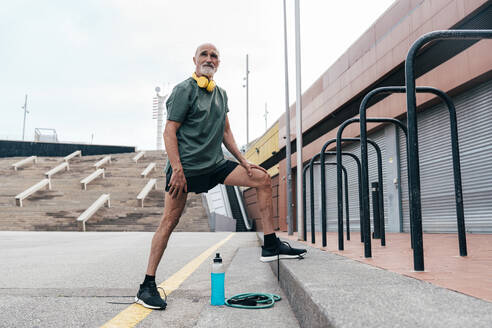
245, 122, 279, 176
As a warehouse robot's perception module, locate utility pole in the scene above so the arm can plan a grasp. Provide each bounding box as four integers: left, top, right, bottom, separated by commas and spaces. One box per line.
243, 54, 250, 144
263, 102, 269, 131
21, 94, 29, 141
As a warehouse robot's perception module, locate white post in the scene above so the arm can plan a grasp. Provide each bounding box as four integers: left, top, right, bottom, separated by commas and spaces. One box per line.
283, 0, 293, 235
294, 0, 304, 240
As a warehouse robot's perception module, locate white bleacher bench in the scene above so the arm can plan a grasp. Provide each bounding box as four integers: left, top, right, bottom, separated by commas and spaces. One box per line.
137, 179, 157, 207
94, 155, 111, 170
15, 178, 52, 207
80, 169, 105, 190
64, 150, 82, 162
133, 151, 145, 163
77, 194, 110, 232
141, 162, 156, 178
45, 162, 69, 179
12, 156, 37, 171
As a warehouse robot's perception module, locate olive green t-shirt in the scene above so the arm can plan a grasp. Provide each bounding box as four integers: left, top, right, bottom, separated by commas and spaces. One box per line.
164, 78, 229, 177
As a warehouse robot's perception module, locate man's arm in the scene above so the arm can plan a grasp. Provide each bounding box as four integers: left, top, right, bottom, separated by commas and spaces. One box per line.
164, 120, 187, 197
222, 115, 268, 176
222, 115, 247, 163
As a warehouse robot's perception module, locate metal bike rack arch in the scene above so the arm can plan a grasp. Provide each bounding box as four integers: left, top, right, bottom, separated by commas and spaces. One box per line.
302, 152, 365, 244
359, 84, 484, 268
320, 137, 384, 253
325, 151, 363, 243
304, 156, 350, 244
404, 29, 492, 271
322, 162, 349, 242
336, 117, 408, 255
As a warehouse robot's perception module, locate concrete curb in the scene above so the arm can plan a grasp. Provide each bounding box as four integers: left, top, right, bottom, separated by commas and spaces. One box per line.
258, 233, 331, 328
257, 232, 492, 328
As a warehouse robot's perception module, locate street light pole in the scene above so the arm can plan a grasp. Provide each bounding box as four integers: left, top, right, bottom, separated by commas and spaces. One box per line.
294, 0, 304, 239
21, 94, 29, 141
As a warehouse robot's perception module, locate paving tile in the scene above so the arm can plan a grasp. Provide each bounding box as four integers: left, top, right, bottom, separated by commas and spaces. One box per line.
278, 231, 492, 302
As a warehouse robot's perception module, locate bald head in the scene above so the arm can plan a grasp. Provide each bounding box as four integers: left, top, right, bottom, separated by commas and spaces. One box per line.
195, 43, 219, 57
193, 43, 220, 79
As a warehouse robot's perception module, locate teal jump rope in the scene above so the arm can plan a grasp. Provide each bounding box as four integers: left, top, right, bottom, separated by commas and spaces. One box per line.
225, 293, 281, 309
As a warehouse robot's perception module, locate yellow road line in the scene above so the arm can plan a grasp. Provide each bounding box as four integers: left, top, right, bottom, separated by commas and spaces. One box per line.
101, 232, 236, 328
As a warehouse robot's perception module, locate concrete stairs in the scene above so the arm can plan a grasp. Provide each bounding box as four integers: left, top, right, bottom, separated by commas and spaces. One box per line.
0, 151, 209, 232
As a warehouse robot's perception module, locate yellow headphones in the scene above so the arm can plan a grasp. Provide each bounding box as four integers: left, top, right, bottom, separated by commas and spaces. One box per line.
192, 72, 216, 92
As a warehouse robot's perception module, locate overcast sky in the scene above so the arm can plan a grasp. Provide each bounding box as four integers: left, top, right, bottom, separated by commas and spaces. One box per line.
0, 0, 395, 150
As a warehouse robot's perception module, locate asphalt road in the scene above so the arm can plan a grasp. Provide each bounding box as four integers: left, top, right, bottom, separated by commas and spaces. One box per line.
0, 231, 299, 328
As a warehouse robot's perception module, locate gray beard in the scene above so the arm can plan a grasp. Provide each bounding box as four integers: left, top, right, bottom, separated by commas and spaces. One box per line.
200, 65, 216, 77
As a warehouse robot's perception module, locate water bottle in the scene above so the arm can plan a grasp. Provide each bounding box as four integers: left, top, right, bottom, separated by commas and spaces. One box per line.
211, 253, 225, 305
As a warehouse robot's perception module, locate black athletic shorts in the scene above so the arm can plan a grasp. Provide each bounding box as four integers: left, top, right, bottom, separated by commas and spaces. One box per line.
165, 160, 239, 194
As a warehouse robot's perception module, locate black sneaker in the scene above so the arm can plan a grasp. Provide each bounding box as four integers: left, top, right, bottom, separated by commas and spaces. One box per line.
260, 238, 307, 262
135, 281, 167, 310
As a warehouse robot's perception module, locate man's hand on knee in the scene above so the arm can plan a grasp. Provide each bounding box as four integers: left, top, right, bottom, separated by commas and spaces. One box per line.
168, 168, 187, 198
239, 160, 268, 177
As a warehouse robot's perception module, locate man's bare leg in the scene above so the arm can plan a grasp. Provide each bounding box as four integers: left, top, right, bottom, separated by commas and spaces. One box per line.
223, 165, 274, 235
146, 191, 188, 276
224, 164, 306, 262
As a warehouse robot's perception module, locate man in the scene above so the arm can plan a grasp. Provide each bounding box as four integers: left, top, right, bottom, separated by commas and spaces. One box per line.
135, 43, 306, 310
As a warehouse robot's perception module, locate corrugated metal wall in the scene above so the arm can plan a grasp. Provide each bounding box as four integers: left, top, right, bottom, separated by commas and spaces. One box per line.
399, 79, 492, 233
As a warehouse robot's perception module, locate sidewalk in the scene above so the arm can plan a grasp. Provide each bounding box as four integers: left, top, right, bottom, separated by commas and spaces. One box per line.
259, 232, 492, 328
277, 231, 492, 302
194, 247, 299, 328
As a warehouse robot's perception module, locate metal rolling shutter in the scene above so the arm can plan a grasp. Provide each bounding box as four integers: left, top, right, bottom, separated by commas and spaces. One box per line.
306, 128, 390, 234
399, 80, 492, 233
